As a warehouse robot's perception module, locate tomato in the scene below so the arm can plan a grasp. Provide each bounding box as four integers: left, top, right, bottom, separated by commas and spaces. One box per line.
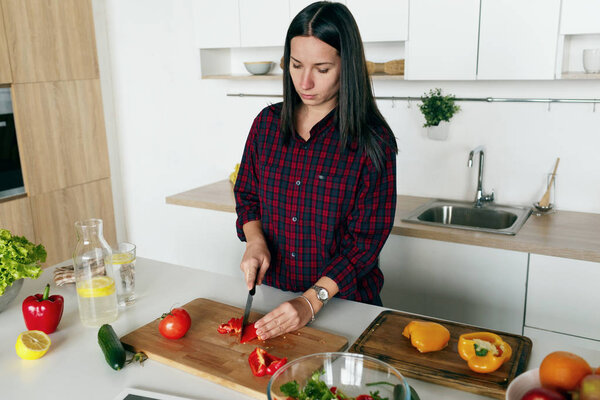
158, 308, 191, 339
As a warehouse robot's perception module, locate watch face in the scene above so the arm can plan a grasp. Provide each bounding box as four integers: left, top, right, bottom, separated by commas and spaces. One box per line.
317, 288, 328, 300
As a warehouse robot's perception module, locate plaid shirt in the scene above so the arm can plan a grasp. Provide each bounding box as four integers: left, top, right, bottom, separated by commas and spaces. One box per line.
234, 103, 396, 305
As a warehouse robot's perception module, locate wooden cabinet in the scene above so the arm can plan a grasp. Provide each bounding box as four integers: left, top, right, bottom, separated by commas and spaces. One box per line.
192, 0, 240, 48
346, 0, 408, 42
405, 0, 479, 80
560, 0, 600, 34
12, 79, 110, 196
1, 0, 98, 83
0, 4, 12, 84
379, 235, 528, 334
239, 0, 289, 48
526, 254, 600, 341
477, 0, 561, 80
0, 196, 34, 240
30, 178, 116, 266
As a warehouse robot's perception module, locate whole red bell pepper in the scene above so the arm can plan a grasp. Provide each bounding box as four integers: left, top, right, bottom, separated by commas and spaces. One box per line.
248, 347, 287, 377
22, 284, 64, 334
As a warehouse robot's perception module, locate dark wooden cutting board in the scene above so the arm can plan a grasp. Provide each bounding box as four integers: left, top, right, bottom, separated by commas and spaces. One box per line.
120, 298, 348, 399
349, 310, 532, 399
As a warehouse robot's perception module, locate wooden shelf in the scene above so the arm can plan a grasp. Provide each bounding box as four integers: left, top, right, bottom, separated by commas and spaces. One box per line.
561, 72, 600, 79
167, 180, 600, 263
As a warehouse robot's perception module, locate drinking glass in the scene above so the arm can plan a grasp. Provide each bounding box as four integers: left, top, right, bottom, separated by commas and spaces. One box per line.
112, 242, 136, 307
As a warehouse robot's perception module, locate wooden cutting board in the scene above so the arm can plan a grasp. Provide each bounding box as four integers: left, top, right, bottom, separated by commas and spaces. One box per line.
120, 298, 348, 399
349, 310, 532, 399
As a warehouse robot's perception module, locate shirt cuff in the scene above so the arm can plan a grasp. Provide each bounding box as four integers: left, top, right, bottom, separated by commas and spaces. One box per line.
322, 254, 357, 299
235, 211, 260, 242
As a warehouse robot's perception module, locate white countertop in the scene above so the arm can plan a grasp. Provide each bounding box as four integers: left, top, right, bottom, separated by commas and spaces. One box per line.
1, 258, 598, 400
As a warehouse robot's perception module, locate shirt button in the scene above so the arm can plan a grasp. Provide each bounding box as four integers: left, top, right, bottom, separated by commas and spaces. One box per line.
292, 216, 298, 222
303, 145, 308, 150
295, 180, 301, 186
291, 252, 296, 258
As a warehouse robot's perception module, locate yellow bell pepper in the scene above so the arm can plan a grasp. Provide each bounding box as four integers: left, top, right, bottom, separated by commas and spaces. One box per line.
458, 332, 512, 373
402, 321, 450, 353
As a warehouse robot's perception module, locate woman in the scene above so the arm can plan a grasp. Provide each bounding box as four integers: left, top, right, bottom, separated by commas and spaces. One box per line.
234, 1, 397, 340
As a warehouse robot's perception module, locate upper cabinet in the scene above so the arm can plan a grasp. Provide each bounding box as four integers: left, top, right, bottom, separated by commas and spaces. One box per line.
560, 0, 600, 34
1, 0, 99, 83
239, 0, 289, 47
193, 0, 240, 49
405, 0, 480, 80
0, 4, 12, 84
346, 0, 408, 42
477, 0, 561, 80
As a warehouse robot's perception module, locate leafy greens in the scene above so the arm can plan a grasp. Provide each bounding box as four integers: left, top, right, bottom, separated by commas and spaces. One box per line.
0, 229, 46, 295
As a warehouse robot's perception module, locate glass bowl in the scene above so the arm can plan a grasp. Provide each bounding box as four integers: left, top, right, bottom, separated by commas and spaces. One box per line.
267, 352, 411, 400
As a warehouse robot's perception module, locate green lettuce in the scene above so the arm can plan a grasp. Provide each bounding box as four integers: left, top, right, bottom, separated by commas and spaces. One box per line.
0, 229, 46, 295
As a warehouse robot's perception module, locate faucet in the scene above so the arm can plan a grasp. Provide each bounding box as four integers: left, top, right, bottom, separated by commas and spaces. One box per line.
468, 145, 494, 208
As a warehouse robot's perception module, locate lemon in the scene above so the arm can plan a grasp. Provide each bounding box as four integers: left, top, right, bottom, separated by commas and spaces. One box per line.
112, 253, 134, 265
15, 330, 51, 360
77, 276, 115, 298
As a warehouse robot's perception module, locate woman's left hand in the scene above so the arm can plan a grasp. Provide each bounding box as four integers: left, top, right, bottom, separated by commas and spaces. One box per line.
253, 297, 314, 340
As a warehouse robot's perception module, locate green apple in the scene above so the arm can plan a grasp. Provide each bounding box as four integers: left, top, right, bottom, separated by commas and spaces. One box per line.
580, 374, 600, 400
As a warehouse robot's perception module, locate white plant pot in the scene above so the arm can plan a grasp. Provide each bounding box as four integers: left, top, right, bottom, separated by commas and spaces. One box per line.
427, 121, 450, 141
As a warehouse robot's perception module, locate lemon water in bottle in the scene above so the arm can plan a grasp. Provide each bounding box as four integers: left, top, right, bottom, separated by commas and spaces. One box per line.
73, 218, 118, 327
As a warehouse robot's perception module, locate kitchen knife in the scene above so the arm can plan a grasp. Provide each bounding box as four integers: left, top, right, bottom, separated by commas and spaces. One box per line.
240, 276, 257, 341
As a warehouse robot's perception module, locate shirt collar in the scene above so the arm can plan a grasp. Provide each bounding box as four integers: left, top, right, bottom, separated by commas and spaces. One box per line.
293, 106, 337, 143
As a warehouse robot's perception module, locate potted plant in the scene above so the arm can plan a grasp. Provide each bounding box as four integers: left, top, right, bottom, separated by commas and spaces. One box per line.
0, 229, 46, 312
419, 88, 461, 140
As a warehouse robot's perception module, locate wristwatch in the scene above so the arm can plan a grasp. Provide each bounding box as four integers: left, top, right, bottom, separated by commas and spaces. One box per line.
311, 285, 329, 305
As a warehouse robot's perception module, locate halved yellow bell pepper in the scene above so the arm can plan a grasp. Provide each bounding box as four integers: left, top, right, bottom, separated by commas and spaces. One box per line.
458, 332, 512, 373
402, 321, 450, 353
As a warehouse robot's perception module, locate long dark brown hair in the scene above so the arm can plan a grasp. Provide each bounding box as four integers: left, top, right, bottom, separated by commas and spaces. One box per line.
280, 1, 397, 170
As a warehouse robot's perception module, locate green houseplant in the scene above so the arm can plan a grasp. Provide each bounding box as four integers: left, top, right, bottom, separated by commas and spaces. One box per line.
419, 89, 461, 140
0, 229, 46, 311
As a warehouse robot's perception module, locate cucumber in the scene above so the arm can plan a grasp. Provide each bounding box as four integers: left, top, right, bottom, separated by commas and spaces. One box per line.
98, 324, 126, 370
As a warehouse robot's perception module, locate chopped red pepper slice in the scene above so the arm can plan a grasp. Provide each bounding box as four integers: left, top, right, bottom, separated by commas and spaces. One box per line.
356, 395, 374, 400
217, 317, 242, 334
241, 323, 258, 343
248, 347, 287, 377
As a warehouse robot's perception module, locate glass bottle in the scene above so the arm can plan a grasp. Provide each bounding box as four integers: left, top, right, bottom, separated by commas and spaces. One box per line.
73, 218, 118, 327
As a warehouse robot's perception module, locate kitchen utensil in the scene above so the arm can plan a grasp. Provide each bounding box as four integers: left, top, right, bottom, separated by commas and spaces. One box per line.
243, 61, 274, 75
267, 352, 412, 400
120, 298, 348, 400
538, 158, 560, 208
349, 310, 532, 399
240, 275, 257, 341
505, 368, 540, 400
366, 59, 405, 75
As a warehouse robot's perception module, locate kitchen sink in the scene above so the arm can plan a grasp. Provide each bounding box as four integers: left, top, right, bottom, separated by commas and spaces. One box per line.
402, 199, 532, 235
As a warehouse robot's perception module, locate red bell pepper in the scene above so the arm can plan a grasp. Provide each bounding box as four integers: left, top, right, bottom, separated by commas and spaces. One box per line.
241, 323, 258, 343
22, 284, 64, 334
248, 347, 287, 377
217, 317, 242, 334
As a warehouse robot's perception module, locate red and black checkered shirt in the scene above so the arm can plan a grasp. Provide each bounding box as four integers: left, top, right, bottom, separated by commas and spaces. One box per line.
234, 103, 396, 305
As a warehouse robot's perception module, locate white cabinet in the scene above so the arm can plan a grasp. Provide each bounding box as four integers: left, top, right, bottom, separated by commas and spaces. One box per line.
560, 0, 600, 34
405, 0, 480, 80
526, 254, 600, 341
477, 0, 561, 80
346, 0, 408, 42
192, 0, 240, 48
239, 0, 289, 47
379, 236, 528, 334
524, 327, 600, 367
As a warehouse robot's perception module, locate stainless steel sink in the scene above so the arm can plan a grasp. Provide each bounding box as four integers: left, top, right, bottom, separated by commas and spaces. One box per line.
402, 199, 532, 235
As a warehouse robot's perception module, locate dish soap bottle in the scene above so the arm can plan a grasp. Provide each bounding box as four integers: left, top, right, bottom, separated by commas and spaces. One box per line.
73, 218, 118, 327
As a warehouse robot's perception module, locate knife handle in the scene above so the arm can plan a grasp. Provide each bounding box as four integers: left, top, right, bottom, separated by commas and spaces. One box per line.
249, 273, 258, 296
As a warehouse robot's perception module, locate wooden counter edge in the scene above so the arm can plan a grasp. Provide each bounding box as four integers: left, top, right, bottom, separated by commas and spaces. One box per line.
166, 180, 600, 263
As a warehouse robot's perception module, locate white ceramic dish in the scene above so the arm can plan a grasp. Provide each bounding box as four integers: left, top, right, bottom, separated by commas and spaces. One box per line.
244, 61, 274, 75
506, 368, 540, 400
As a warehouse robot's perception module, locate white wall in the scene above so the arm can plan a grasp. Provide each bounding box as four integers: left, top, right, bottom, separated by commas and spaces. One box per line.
94, 1, 600, 280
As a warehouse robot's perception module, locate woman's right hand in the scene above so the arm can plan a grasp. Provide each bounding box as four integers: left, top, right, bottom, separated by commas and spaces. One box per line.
240, 238, 271, 290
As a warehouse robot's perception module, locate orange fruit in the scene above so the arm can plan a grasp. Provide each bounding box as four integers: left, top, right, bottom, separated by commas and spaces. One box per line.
539, 351, 593, 391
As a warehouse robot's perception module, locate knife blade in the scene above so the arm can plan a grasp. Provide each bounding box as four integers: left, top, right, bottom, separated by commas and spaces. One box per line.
240, 276, 257, 341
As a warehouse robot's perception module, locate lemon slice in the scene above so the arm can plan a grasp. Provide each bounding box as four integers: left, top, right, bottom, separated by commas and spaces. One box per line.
77, 276, 115, 298
111, 253, 134, 265
15, 330, 51, 360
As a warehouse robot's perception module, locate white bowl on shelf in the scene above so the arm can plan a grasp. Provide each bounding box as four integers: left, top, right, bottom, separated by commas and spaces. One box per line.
243, 61, 274, 75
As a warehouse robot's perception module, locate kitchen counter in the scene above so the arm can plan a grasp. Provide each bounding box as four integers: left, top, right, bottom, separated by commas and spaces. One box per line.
166, 180, 600, 263
3, 258, 598, 400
